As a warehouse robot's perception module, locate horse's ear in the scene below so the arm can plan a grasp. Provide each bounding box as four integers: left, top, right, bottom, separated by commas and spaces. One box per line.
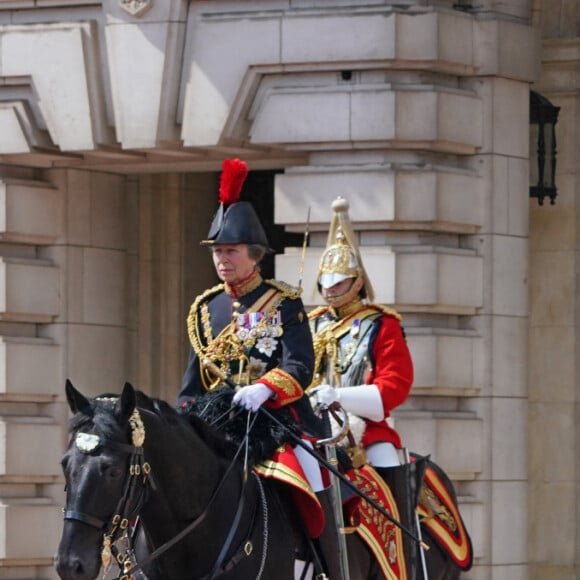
116, 382, 136, 423
65, 379, 93, 416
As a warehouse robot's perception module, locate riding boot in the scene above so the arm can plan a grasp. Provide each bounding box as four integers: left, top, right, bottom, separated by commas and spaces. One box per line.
314, 487, 346, 579
375, 457, 427, 580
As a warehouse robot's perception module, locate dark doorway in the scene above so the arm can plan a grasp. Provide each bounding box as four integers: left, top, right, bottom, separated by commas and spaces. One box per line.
241, 169, 303, 279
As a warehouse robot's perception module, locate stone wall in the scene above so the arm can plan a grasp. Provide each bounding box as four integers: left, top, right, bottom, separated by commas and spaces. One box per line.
0, 0, 572, 578
528, 1, 580, 576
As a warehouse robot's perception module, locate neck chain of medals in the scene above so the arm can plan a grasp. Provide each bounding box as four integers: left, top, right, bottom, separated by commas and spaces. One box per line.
198, 295, 283, 378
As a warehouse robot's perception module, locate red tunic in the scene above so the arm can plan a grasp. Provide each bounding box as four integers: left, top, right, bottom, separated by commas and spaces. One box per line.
362, 314, 413, 449
309, 304, 413, 449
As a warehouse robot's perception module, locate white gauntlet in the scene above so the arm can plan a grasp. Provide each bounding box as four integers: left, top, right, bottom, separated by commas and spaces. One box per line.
314, 384, 384, 422
337, 385, 385, 422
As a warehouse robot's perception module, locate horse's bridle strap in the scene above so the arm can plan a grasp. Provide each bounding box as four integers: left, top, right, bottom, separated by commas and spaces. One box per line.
64, 510, 106, 530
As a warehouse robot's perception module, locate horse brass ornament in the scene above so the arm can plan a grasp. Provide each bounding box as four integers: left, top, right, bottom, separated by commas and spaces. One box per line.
101, 535, 112, 573
75, 432, 100, 453
129, 408, 146, 447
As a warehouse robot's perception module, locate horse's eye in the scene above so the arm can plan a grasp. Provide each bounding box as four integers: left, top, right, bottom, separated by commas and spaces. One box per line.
103, 464, 124, 480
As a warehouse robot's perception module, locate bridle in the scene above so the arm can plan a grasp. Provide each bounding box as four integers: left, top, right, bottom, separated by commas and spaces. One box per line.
64, 406, 154, 577
63, 403, 267, 580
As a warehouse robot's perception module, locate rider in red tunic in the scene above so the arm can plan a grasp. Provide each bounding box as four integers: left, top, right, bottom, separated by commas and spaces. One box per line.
309, 196, 418, 578
309, 196, 413, 465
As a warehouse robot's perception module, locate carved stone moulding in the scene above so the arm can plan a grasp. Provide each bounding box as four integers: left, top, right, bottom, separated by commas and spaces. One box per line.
120, 0, 152, 17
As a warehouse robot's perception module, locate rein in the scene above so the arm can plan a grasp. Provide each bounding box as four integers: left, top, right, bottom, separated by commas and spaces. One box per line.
64, 398, 268, 580
105, 405, 263, 579
64, 408, 154, 575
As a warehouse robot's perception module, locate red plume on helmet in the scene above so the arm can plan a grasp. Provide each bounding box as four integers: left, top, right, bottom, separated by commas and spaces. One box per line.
201, 158, 270, 249
219, 158, 248, 206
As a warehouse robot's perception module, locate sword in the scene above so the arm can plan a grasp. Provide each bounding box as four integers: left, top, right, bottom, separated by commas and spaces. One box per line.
404, 448, 430, 580
322, 354, 351, 580
297, 207, 311, 291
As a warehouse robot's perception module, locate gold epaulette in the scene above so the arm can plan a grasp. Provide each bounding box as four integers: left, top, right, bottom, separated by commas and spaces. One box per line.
264, 279, 302, 299
308, 305, 330, 320
188, 283, 224, 316
369, 304, 402, 321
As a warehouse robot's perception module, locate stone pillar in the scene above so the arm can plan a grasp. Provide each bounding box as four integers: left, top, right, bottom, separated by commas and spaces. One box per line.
44, 169, 130, 397
528, 37, 580, 579
132, 172, 217, 403
0, 169, 71, 578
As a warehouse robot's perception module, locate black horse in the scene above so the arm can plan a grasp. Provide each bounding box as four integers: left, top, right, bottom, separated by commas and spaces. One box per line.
55, 381, 471, 579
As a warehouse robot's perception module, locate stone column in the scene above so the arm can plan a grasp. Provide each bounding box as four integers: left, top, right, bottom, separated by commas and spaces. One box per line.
132, 172, 217, 403
528, 36, 580, 579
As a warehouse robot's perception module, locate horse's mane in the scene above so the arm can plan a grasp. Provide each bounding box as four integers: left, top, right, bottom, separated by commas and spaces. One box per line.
182, 387, 300, 466
136, 391, 241, 460
67, 387, 299, 466
68, 395, 125, 437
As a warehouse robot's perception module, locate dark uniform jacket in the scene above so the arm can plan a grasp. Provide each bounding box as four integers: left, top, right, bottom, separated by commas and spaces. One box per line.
179, 272, 321, 435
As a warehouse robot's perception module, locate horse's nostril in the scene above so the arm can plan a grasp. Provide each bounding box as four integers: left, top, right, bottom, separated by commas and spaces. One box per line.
73, 558, 84, 574
55, 554, 85, 578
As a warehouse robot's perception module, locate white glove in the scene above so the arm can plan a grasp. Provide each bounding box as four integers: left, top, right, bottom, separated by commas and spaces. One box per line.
232, 383, 274, 412
312, 384, 339, 407
313, 384, 385, 422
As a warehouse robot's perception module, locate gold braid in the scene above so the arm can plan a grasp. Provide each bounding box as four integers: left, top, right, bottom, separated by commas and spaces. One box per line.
186, 284, 244, 390
186, 281, 296, 390
309, 328, 342, 389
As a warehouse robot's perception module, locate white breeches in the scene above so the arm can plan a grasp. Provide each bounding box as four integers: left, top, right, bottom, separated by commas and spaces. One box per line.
366, 441, 401, 468
294, 560, 314, 580
294, 440, 324, 492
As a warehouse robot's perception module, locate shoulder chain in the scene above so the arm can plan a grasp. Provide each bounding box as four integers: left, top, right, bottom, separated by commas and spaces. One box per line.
264, 279, 302, 299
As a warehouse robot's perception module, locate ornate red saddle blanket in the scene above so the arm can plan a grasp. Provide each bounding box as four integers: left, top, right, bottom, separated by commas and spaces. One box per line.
253, 443, 326, 538
416, 461, 473, 570
254, 446, 407, 579
345, 464, 408, 579
254, 446, 472, 577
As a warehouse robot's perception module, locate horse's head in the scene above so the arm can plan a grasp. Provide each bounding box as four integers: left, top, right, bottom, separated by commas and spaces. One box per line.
55, 380, 145, 580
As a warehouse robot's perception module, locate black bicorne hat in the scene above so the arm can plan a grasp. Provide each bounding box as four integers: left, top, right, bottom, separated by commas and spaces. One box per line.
201, 158, 270, 248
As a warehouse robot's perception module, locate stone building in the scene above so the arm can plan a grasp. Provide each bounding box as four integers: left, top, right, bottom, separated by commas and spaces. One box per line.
0, 0, 574, 578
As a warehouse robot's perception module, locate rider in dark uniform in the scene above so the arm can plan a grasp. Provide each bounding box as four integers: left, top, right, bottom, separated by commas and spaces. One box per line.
178, 158, 320, 437
178, 159, 341, 579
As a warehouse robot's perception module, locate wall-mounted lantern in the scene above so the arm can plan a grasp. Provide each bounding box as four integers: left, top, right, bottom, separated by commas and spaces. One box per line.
530, 90, 560, 206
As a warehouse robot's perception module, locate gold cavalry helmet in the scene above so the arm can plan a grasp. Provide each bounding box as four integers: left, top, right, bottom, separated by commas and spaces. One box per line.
317, 197, 375, 302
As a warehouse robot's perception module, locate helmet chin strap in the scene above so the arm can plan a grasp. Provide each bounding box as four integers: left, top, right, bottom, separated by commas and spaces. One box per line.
324, 275, 364, 308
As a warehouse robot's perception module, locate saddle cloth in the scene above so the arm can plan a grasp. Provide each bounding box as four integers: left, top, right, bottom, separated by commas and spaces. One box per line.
416, 461, 473, 570
346, 464, 408, 579
253, 443, 325, 538
254, 447, 409, 578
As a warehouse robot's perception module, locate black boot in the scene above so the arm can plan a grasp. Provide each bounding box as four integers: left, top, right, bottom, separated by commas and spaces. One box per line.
314, 487, 347, 579
375, 457, 427, 580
